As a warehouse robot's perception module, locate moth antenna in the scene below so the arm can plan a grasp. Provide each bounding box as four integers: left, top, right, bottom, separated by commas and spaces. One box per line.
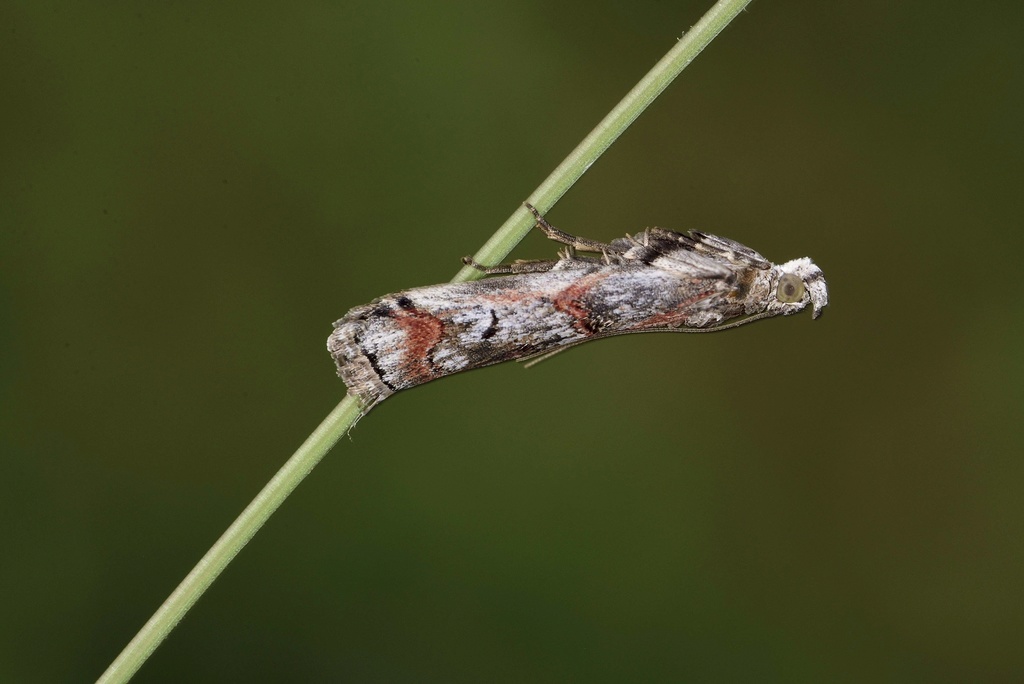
669, 310, 780, 332
518, 346, 573, 369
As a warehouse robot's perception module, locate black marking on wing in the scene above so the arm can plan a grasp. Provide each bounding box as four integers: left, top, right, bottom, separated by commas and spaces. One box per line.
355, 332, 397, 391
481, 309, 499, 340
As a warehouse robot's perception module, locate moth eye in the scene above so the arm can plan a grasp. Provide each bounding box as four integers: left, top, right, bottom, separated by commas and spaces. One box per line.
777, 273, 805, 303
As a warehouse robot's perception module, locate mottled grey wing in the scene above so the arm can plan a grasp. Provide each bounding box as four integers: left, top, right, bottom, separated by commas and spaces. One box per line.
611, 228, 752, 278
686, 231, 771, 269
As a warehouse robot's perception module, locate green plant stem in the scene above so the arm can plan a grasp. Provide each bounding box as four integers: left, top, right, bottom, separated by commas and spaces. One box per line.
454, 0, 752, 280
97, 1, 752, 681
97, 395, 363, 684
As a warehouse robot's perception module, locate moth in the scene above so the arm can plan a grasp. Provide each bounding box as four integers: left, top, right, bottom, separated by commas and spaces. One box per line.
328, 205, 828, 409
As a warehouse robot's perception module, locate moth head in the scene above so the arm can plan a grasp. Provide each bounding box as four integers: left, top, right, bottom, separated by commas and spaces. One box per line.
775, 258, 828, 319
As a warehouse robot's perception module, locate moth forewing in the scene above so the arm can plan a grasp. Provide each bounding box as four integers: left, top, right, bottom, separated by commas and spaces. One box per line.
329, 209, 828, 410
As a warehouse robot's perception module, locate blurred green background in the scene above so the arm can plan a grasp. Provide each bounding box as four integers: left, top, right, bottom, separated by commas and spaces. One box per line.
2, 1, 1022, 681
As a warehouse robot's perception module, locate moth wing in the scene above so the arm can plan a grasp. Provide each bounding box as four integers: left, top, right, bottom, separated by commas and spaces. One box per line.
650, 246, 736, 278
614, 227, 770, 272
612, 229, 732, 278
687, 231, 771, 269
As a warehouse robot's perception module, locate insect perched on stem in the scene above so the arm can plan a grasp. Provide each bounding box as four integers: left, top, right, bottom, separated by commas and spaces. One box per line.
328, 205, 828, 410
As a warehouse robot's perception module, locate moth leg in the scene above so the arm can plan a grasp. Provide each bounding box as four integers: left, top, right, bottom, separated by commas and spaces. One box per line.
525, 203, 622, 255
461, 256, 559, 275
